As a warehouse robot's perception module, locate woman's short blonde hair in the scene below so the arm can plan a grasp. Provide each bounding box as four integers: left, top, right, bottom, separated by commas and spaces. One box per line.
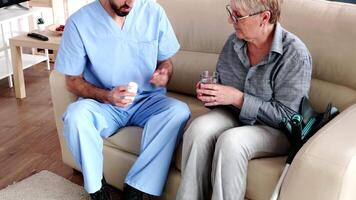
233, 0, 282, 24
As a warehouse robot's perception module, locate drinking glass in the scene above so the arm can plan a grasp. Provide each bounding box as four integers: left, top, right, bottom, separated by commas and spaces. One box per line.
200, 71, 218, 84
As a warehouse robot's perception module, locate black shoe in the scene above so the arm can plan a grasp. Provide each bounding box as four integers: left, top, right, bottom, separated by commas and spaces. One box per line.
122, 184, 144, 200
89, 178, 112, 200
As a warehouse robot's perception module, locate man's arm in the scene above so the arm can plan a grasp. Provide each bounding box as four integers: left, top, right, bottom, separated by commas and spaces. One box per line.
239, 52, 312, 128
65, 75, 134, 107
65, 75, 109, 102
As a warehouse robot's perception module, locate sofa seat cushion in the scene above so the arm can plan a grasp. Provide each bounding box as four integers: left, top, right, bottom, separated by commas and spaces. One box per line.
246, 157, 286, 200
104, 92, 209, 156
105, 126, 143, 155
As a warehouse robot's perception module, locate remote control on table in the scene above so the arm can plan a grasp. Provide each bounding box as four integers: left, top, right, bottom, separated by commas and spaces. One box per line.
27, 33, 49, 41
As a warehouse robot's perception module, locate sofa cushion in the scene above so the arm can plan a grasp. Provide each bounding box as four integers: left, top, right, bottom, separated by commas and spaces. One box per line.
105, 92, 209, 156
158, 0, 232, 54
246, 157, 286, 200
280, 0, 356, 112
105, 126, 143, 155
168, 51, 219, 96
158, 0, 233, 97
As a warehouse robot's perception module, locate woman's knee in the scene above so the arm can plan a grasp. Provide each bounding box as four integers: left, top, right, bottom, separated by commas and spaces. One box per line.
215, 128, 249, 157
183, 114, 222, 145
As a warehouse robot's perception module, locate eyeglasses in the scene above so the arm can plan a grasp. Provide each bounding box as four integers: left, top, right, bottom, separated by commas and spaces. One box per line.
226, 5, 265, 24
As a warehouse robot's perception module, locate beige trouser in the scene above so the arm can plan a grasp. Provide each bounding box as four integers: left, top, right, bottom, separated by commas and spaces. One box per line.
176, 108, 290, 200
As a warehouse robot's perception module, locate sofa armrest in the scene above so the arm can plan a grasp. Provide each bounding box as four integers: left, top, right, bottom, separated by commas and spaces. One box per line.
279, 104, 356, 200
49, 70, 78, 168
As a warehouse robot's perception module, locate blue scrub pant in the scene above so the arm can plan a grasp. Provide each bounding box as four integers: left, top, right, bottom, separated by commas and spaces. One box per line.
62, 92, 190, 196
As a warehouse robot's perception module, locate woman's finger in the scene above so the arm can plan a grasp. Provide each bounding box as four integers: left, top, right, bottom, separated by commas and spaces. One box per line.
199, 89, 217, 96
200, 83, 218, 90
200, 95, 216, 103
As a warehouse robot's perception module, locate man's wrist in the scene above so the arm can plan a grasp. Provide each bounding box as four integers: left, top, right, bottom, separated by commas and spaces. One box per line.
95, 89, 111, 104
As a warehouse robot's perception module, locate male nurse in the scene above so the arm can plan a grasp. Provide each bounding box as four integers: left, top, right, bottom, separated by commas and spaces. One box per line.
55, 0, 190, 200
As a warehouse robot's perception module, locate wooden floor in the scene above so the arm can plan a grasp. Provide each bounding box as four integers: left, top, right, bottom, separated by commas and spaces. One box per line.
0, 63, 121, 199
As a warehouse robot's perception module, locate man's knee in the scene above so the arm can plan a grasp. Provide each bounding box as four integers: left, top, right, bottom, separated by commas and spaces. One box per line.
168, 100, 191, 122
62, 100, 103, 140
63, 99, 96, 123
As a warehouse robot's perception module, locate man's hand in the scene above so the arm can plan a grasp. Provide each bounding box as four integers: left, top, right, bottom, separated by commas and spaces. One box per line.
150, 59, 173, 87
196, 83, 244, 108
107, 86, 136, 107
150, 67, 169, 87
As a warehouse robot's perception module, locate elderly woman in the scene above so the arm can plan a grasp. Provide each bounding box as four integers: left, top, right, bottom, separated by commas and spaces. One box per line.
176, 0, 312, 200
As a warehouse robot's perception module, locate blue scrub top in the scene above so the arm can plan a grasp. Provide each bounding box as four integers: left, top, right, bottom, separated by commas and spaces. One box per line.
55, 0, 180, 94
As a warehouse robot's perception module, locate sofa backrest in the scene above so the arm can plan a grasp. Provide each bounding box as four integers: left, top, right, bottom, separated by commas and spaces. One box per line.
159, 0, 233, 96
161, 0, 356, 112
280, 0, 356, 111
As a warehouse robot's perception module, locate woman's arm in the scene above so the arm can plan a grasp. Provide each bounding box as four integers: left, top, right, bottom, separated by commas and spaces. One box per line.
239, 51, 312, 128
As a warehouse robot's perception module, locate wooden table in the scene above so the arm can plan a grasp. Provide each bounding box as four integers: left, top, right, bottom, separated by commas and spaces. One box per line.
0, 7, 44, 88
9, 31, 61, 99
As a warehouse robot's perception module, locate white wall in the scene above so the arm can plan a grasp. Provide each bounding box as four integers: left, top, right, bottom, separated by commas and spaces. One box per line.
67, 0, 95, 17
53, 0, 95, 24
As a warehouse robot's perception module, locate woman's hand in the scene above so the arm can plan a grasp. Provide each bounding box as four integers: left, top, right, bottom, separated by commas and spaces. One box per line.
196, 83, 244, 108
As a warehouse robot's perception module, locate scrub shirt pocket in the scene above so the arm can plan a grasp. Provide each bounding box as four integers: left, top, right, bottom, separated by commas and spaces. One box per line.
138, 40, 158, 73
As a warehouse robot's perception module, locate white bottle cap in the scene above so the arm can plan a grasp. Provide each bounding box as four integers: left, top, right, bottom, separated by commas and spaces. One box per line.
128, 82, 138, 93
126, 82, 138, 101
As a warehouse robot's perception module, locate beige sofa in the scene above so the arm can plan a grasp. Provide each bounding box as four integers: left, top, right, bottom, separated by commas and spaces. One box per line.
49, 0, 356, 199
